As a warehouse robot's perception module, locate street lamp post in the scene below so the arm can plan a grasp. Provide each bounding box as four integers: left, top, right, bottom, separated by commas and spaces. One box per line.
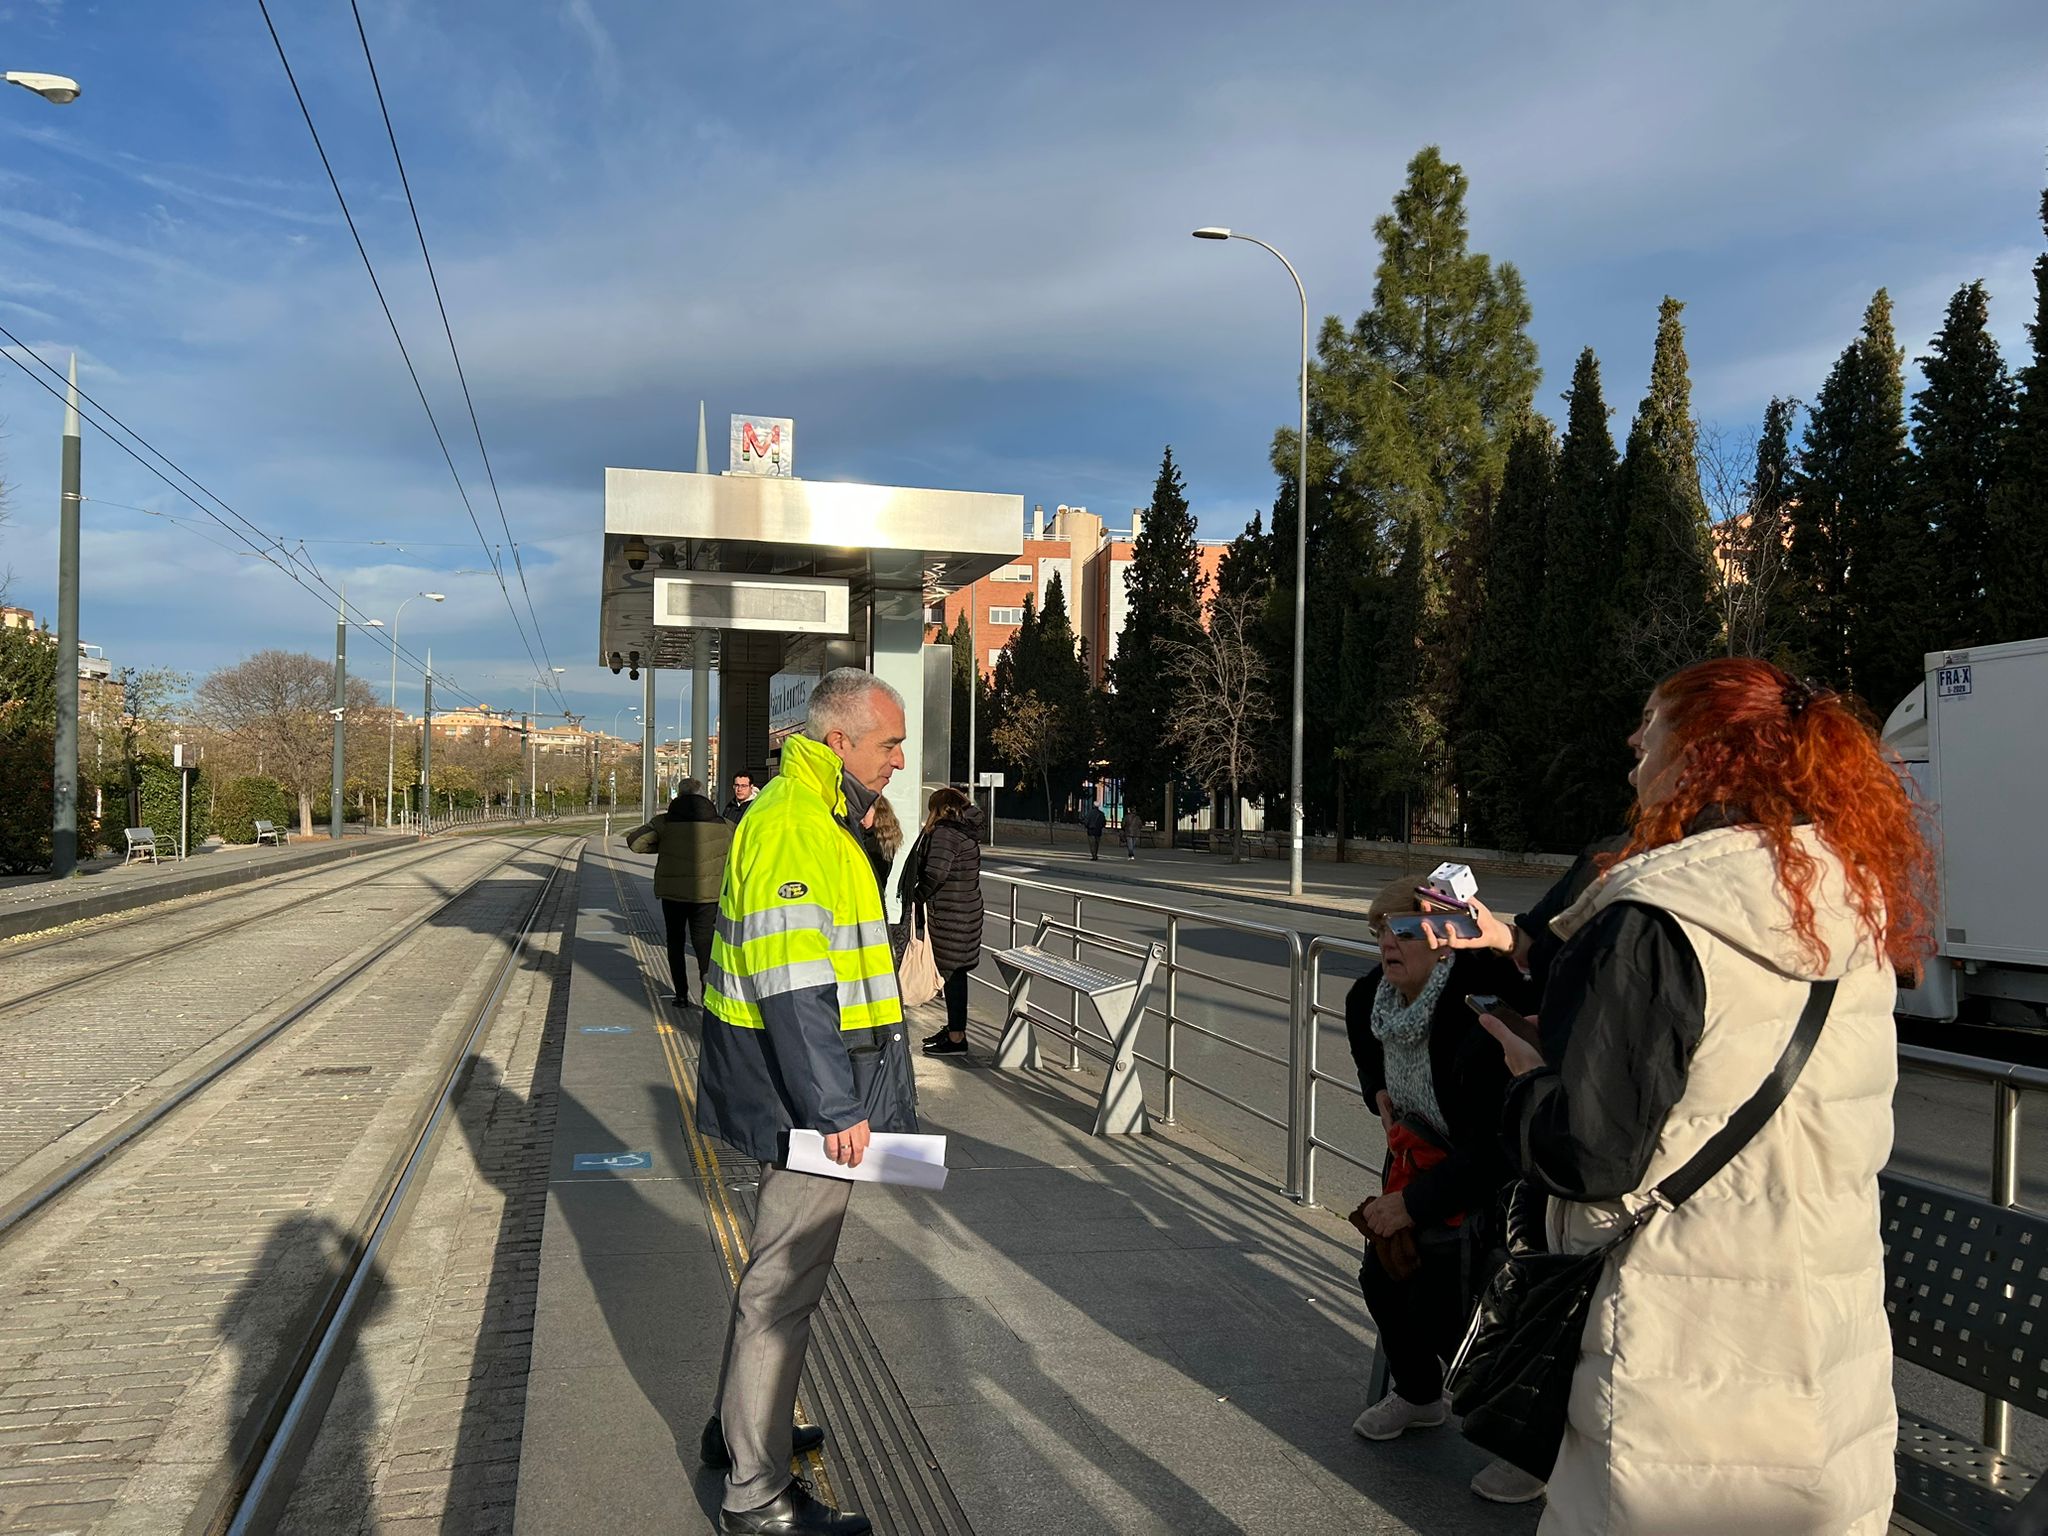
1194, 226, 1309, 897
13, 74, 82, 877
529, 668, 565, 817
386, 592, 445, 827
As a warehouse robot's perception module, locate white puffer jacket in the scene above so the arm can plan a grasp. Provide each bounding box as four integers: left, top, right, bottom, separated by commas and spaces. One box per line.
1540, 827, 1897, 1535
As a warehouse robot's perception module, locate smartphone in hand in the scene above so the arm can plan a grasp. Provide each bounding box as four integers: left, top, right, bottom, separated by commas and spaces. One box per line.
1387, 911, 1483, 943
1466, 993, 1539, 1044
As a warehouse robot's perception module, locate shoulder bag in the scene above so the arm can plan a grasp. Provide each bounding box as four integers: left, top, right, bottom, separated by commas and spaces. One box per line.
1446, 978, 1837, 1480
894, 833, 944, 1008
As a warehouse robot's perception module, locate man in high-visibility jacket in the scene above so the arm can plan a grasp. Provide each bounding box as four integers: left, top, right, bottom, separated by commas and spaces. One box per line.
698, 667, 916, 1536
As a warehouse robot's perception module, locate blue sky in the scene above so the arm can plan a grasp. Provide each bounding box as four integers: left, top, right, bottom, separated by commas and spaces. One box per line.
3, 0, 2046, 729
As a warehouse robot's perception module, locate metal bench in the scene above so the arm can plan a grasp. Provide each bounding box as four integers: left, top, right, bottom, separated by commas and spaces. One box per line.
992, 921, 1164, 1136
1882, 1172, 2048, 1536
123, 827, 160, 865
253, 819, 283, 846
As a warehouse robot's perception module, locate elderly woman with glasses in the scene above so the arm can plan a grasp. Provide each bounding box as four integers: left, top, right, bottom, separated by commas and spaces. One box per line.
1344, 875, 1540, 1505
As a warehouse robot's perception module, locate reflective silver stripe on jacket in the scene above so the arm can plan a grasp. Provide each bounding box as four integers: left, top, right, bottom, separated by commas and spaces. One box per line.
715, 907, 894, 954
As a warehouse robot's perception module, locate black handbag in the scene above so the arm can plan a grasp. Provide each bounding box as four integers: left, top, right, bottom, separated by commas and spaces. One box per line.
1446, 978, 1838, 1480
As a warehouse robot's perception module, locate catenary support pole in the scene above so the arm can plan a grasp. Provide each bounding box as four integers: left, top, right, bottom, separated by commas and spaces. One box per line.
330, 584, 347, 840
51, 355, 81, 878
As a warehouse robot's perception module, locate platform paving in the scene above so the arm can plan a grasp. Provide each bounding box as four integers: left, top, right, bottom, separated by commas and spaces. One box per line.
515, 842, 1543, 1535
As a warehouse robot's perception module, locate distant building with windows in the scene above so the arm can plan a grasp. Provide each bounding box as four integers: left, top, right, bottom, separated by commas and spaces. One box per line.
930, 504, 1227, 684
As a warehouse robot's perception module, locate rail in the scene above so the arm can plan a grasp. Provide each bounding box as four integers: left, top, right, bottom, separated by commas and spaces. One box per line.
977, 873, 1315, 1196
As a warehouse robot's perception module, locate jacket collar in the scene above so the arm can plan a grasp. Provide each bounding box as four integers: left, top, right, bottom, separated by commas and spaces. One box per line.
777, 732, 850, 818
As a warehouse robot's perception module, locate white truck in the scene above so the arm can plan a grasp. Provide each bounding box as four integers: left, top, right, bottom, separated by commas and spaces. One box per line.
1884, 633, 2048, 1029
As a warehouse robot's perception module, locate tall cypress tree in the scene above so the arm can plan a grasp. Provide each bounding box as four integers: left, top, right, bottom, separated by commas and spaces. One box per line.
1107, 447, 1203, 819
1911, 281, 2014, 647
946, 614, 989, 784
1034, 572, 1095, 801
1459, 419, 1554, 849
1791, 291, 1917, 703
1986, 185, 2048, 646
1535, 348, 1623, 847
1615, 297, 1721, 676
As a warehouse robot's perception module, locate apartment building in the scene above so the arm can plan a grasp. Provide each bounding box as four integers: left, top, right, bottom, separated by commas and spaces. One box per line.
932, 503, 1229, 684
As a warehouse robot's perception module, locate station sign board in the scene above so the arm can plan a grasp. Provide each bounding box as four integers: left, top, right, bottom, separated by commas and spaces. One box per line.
730, 415, 794, 477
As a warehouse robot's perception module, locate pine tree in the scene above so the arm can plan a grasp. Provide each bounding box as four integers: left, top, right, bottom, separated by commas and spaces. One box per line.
1911, 281, 2014, 647
1277, 145, 1539, 835
1986, 185, 2048, 645
1106, 446, 1204, 819
1034, 572, 1096, 802
1459, 419, 1554, 849
1791, 290, 1919, 704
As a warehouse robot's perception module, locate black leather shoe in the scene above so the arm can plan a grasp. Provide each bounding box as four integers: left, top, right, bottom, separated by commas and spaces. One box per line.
718, 1478, 869, 1535
700, 1414, 826, 1469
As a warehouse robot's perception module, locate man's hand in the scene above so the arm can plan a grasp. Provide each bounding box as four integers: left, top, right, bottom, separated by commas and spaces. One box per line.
824, 1119, 871, 1170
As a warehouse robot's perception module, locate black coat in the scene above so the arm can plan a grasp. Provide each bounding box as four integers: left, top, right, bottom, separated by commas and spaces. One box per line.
901, 806, 985, 972
1344, 949, 1532, 1229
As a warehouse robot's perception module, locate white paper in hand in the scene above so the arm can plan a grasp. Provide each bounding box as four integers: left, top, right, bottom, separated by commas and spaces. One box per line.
787, 1129, 949, 1190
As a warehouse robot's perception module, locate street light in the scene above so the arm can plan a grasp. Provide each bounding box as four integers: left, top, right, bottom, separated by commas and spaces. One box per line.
4, 71, 81, 105
1193, 225, 1309, 897
529, 667, 566, 816
386, 592, 445, 826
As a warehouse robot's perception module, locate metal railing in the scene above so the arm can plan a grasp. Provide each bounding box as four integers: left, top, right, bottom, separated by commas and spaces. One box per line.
978, 872, 1321, 1197
1895, 1043, 2048, 1454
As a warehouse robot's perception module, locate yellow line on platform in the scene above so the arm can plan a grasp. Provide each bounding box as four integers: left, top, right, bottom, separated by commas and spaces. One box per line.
599, 854, 834, 1498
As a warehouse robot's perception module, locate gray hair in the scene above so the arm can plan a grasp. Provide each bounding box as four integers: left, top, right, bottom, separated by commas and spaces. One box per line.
676, 777, 703, 797
806, 667, 904, 742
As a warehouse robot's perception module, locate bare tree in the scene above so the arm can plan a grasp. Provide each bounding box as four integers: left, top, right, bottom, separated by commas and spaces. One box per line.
989, 692, 1069, 844
1161, 591, 1277, 863
195, 650, 378, 836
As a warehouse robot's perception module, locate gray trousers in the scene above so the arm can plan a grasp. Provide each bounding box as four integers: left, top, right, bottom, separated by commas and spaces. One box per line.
714, 1162, 854, 1510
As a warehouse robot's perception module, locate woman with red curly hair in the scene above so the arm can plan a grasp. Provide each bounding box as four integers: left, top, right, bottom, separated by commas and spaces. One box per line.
1451, 657, 1932, 1533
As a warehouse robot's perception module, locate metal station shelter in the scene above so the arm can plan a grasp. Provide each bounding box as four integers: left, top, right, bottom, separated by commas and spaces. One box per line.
597, 460, 1021, 909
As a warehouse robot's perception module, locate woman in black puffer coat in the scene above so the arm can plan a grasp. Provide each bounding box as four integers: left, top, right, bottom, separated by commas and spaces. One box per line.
899, 786, 985, 1056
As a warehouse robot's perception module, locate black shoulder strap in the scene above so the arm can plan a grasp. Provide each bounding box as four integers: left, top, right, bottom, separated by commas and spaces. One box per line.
1640, 978, 1837, 1218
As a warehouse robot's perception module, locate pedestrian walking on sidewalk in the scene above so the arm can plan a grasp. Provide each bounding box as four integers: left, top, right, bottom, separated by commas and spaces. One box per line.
697, 669, 916, 1536
1343, 875, 1541, 1506
1441, 658, 1933, 1533
1080, 797, 1106, 860
1122, 813, 1139, 860
623, 779, 732, 1009
900, 786, 984, 1055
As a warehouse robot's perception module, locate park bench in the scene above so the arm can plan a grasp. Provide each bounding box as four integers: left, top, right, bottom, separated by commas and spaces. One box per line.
253, 819, 283, 846
123, 827, 160, 865
992, 919, 1164, 1136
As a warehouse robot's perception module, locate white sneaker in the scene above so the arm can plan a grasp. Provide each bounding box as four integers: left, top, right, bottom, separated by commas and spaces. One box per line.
1470, 1458, 1547, 1504
1351, 1390, 1449, 1441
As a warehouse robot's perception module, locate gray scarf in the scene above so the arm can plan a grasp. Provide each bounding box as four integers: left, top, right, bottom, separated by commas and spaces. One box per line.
1371, 957, 1453, 1133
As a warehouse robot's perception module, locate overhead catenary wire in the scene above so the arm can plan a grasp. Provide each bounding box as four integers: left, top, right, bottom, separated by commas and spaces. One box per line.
347, 0, 565, 699
253, 0, 567, 713
0, 327, 497, 716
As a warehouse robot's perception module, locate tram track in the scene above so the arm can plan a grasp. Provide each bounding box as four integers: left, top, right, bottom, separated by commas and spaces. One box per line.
213, 838, 580, 1535
0, 835, 576, 1242
0, 825, 576, 1019
0, 835, 584, 1535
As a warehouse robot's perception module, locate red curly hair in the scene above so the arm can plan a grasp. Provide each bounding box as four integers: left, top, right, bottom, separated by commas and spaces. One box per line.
1612, 657, 1935, 976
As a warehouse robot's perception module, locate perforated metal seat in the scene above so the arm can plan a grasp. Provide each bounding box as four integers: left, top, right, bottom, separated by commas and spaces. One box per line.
993, 945, 1122, 997
1882, 1173, 2048, 1535
991, 932, 1164, 1137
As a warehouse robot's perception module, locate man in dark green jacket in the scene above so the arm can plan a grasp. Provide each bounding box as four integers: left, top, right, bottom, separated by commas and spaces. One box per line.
623, 779, 733, 1006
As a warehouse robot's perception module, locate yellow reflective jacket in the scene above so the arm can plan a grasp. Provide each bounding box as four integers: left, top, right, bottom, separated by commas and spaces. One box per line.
697, 732, 914, 1161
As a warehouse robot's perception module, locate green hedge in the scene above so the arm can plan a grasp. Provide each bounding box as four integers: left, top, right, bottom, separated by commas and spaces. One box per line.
133, 752, 212, 853
214, 775, 294, 844
0, 731, 107, 872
